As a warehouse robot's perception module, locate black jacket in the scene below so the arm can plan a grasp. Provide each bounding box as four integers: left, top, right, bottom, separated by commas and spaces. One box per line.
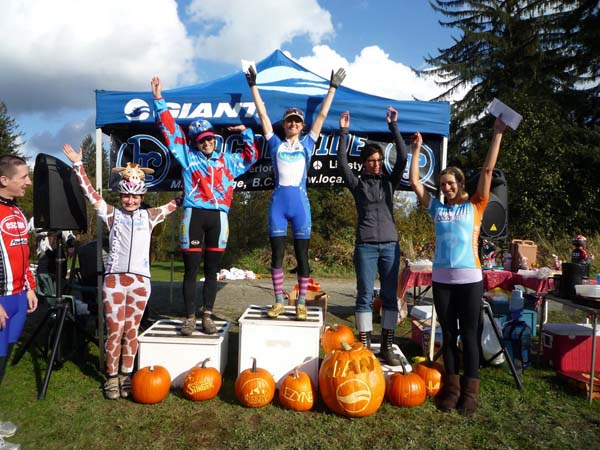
337, 121, 408, 244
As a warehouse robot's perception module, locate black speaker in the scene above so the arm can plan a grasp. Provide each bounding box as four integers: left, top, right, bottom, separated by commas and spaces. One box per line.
34, 153, 87, 232
466, 168, 508, 239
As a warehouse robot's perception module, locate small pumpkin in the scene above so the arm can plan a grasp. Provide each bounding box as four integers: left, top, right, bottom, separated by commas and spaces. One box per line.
182, 358, 222, 401
235, 357, 276, 408
387, 364, 427, 407
132, 365, 171, 404
278, 368, 315, 411
318, 341, 385, 418
321, 324, 355, 353
413, 358, 444, 397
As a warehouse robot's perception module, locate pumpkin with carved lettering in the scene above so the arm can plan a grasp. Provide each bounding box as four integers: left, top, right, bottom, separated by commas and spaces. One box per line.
318, 342, 385, 417
235, 357, 276, 408
182, 358, 222, 401
278, 368, 315, 411
321, 324, 355, 353
413, 359, 443, 397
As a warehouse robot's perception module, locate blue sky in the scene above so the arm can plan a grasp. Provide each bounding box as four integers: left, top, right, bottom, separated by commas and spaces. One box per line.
0, 0, 462, 162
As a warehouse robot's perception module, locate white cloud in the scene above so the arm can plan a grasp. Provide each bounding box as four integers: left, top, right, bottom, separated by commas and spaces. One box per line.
0, 0, 195, 114
296, 45, 468, 102
185, 0, 334, 63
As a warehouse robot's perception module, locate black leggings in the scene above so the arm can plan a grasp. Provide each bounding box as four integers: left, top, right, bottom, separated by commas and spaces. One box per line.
183, 250, 223, 317
432, 280, 483, 378
270, 237, 309, 277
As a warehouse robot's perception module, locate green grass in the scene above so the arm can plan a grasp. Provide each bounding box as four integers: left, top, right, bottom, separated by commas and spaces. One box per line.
3, 307, 600, 450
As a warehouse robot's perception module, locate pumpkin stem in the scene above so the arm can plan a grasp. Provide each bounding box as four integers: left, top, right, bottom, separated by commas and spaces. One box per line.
341, 341, 352, 351
251, 357, 257, 373
293, 367, 300, 379
149, 365, 155, 372
201, 358, 211, 368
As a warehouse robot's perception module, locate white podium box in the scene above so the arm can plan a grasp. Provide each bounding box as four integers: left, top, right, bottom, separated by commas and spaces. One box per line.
137, 319, 230, 388
370, 343, 412, 381
238, 305, 323, 388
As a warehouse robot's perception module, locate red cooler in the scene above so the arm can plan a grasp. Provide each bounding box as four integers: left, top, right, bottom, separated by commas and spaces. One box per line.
541, 323, 600, 372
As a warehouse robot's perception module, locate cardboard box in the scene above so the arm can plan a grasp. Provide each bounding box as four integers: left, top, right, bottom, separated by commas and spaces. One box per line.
411, 319, 442, 355
558, 370, 600, 399
510, 239, 537, 271
541, 323, 600, 372
238, 304, 323, 388
137, 319, 230, 387
286, 289, 328, 315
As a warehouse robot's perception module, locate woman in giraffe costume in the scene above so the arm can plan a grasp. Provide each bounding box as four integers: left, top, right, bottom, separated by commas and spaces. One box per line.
63, 144, 179, 400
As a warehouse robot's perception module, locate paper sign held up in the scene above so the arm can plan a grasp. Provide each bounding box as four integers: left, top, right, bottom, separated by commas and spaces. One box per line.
487, 98, 522, 130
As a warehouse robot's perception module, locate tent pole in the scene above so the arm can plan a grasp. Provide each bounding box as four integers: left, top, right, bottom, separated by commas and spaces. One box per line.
169, 203, 176, 304
95, 128, 105, 371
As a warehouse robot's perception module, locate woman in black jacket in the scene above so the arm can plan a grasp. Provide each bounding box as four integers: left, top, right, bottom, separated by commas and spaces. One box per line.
337, 108, 408, 365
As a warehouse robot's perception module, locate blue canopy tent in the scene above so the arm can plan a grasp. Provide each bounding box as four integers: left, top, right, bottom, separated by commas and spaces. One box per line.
91, 51, 451, 363
95, 49, 450, 192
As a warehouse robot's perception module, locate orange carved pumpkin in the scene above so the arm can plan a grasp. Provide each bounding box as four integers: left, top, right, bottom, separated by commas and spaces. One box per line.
318, 342, 385, 417
235, 357, 276, 408
414, 359, 443, 397
321, 324, 355, 353
132, 365, 171, 404
182, 358, 222, 401
278, 368, 315, 411
386, 364, 427, 407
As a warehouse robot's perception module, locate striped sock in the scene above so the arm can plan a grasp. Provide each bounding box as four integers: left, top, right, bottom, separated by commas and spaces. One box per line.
271, 267, 284, 303
297, 276, 309, 305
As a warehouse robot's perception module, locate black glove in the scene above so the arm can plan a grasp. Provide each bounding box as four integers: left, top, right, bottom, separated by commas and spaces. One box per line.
245, 65, 257, 87
330, 68, 346, 89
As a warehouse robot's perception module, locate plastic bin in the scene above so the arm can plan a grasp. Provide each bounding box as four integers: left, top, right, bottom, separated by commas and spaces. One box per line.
238, 305, 323, 388
137, 319, 230, 387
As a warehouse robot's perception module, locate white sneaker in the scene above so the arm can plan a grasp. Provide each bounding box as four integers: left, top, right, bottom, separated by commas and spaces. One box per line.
0, 422, 16, 438
0, 437, 21, 450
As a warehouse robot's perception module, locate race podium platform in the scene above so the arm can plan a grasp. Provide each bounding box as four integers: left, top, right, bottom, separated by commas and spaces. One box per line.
138, 319, 230, 387
370, 343, 412, 380
238, 305, 323, 388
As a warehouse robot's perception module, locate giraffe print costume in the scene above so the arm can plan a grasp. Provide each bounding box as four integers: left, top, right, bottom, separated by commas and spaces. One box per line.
72, 161, 177, 375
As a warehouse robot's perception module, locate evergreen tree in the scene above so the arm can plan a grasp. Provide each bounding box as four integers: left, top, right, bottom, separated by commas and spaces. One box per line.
422, 0, 600, 237
0, 101, 24, 157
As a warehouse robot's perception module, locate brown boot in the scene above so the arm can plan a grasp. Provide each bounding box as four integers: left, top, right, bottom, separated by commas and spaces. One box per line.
435, 374, 461, 412
457, 377, 480, 416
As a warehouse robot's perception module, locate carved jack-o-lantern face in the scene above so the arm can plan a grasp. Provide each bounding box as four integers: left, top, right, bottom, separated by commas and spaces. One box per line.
318, 342, 386, 417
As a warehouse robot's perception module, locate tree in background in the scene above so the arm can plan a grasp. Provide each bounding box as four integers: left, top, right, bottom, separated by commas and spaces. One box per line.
423, 0, 600, 238
0, 101, 24, 157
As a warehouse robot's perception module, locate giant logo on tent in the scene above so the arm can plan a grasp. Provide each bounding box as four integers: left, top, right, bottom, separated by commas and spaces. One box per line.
124, 99, 151, 121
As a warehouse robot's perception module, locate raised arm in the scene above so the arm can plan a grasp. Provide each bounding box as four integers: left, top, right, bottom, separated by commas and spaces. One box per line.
336, 111, 358, 189
476, 115, 506, 198
151, 76, 189, 166
246, 66, 273, 136
310, 68, 346, 137
63, 144, 104, 210
386, 106, 409, 187
408, 132, 430, 208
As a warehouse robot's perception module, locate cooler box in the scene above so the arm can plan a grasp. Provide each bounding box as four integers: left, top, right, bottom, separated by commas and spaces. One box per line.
489, 299, 538, 336
137, 319, 230, 388
541, 323, 600, 372
238, 305, 323, 388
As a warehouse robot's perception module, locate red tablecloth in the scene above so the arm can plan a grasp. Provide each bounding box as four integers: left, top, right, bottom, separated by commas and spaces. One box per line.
398, 268, 554, 301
